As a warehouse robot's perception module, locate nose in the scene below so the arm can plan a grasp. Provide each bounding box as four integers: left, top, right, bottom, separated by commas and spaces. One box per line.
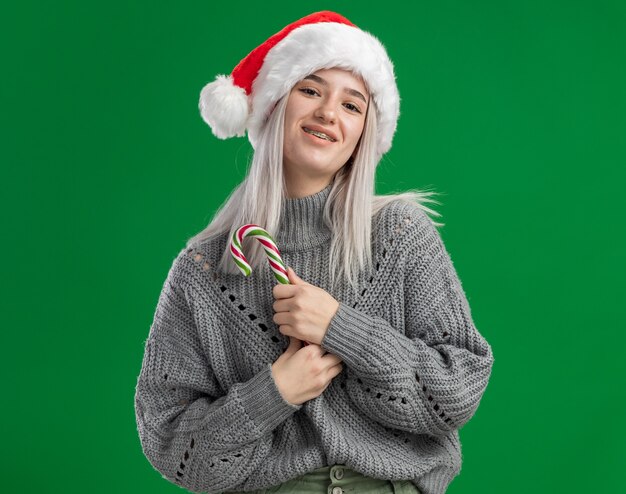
314, 99, 337, 123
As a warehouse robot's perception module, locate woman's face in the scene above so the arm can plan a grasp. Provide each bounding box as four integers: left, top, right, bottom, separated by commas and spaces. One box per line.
282, 67, 369, 197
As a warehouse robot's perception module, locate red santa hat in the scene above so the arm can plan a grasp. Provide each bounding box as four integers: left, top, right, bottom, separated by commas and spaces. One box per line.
198, 11, 400, 159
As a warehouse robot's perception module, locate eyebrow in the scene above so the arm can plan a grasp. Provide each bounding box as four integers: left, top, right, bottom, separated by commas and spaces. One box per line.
303, 74, 369, 104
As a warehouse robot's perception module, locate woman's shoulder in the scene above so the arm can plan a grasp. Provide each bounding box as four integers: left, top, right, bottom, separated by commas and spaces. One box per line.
165, 231, 230, 289
372, 195, 437, 241
370, 195, 448, 271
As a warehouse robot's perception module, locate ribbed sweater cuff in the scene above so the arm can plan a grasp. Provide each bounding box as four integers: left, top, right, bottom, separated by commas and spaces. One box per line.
237, 362, 302, 435
321, 302, 374, 365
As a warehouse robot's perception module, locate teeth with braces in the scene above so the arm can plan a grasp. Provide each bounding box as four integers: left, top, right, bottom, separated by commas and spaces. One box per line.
303, 128, 335, 141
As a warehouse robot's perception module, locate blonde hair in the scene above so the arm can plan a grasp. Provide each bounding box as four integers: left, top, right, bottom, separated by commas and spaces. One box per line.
187, 82, 443, 294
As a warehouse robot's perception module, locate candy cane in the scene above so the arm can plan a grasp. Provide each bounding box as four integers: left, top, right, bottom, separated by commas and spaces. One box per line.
230, 224, 289, 283
230, 224, 310, 345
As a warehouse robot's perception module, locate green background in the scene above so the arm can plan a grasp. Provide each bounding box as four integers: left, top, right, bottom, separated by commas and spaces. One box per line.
3, 1, 625, 492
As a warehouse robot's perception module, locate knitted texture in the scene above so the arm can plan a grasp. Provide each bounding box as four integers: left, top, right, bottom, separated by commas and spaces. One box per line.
134, 184, 494, 494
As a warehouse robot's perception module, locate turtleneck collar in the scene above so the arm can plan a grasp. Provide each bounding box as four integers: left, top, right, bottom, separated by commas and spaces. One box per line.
276, 183, 333, 252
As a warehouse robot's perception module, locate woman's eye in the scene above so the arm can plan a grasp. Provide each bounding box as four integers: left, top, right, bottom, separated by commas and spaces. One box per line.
345, 103, 361, 113
299, 88, 319, 96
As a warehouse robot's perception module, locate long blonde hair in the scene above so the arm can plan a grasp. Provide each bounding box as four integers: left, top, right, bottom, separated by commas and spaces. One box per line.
187, 85, 443, 294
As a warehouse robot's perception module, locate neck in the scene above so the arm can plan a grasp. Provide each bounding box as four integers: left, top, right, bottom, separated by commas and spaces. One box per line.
285, 179, 334, 199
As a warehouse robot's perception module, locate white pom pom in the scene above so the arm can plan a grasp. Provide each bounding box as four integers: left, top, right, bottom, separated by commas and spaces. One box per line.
198, 75, 249, 139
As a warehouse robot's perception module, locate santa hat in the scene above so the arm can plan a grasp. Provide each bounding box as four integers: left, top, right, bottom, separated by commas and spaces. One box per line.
198, 11, 400, 159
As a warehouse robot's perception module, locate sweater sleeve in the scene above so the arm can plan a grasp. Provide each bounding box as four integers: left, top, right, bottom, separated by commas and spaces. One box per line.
134, 262, 302, 494
320, 210, 494, 436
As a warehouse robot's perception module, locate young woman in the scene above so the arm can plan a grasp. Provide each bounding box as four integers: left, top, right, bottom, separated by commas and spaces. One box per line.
134, 11, 494, 494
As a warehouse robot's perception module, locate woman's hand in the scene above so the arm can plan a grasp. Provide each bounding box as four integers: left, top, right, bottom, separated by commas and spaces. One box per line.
272, 337, 344, 406
272, 267, 340, 346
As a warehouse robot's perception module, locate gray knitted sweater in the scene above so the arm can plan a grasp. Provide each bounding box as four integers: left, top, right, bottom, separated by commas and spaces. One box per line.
134, 183, 494, 494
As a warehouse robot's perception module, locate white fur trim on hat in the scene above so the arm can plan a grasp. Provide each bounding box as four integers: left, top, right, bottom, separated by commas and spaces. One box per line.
199, 75, 250, 139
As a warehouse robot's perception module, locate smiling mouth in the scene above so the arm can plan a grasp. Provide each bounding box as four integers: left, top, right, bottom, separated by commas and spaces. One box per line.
302, 127, 336, 142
